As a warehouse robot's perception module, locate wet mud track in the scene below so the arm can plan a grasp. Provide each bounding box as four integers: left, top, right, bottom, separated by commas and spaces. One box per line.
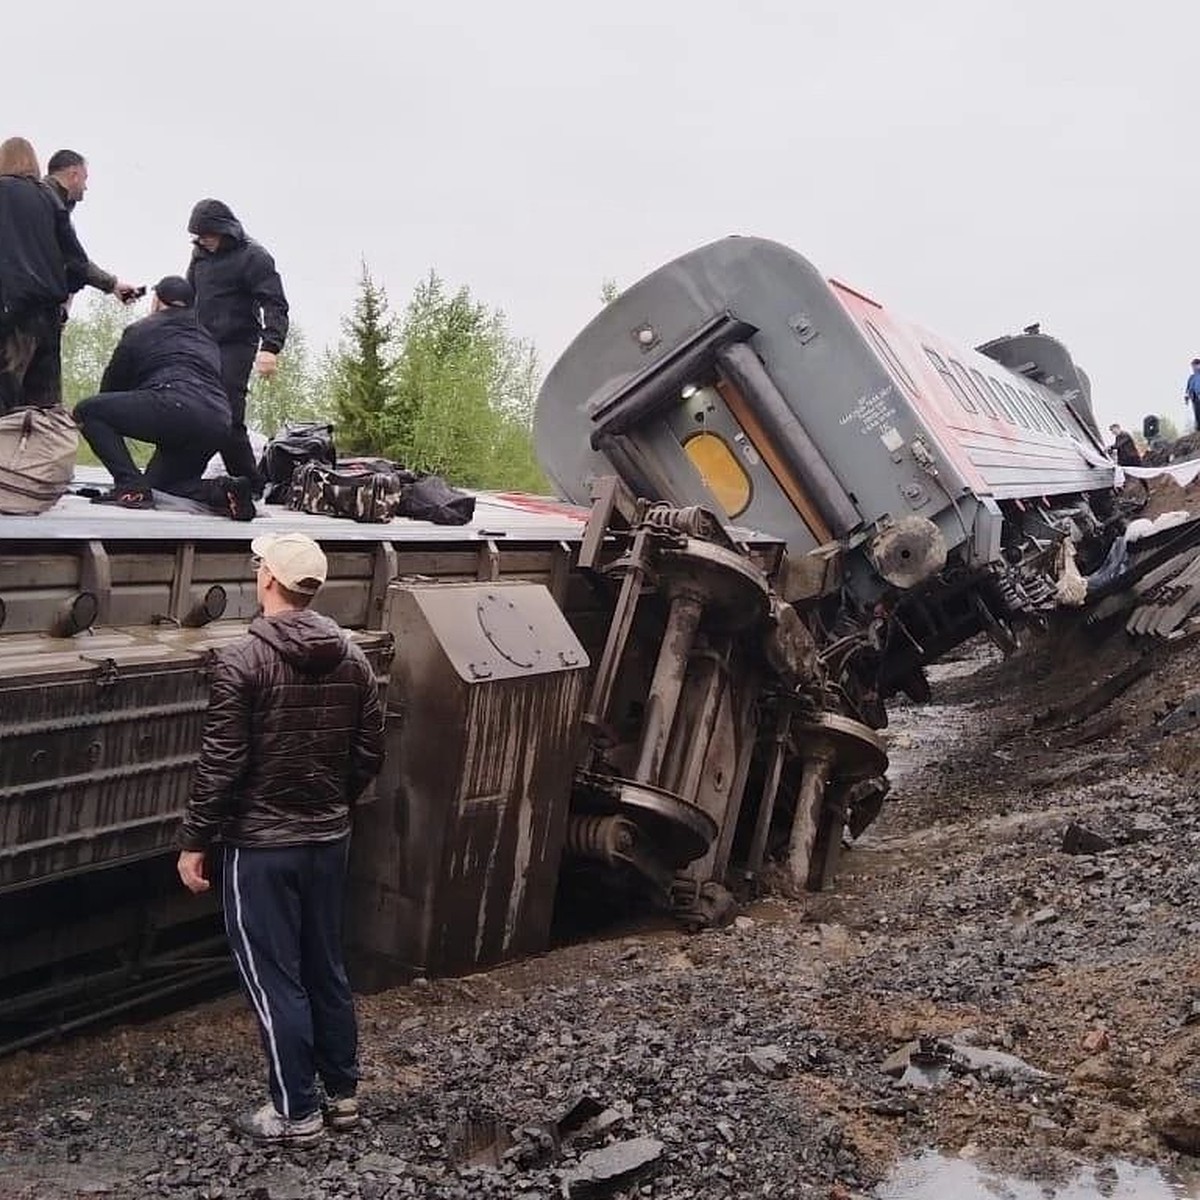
4, 629, 1200, 1198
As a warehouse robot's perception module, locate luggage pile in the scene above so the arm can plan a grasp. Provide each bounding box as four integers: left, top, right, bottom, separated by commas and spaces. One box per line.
257, 425, 476, 526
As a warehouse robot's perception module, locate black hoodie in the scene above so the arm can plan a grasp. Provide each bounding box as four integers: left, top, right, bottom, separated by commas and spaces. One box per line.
185, 199, 289, 354
179, 609, 385, 850
0, 175, 87, 320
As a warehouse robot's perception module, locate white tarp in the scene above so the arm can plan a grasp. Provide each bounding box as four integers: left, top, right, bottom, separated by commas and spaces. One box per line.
1116, 455, 1200, 488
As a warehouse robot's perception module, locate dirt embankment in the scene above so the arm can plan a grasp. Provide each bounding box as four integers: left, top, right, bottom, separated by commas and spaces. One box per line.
3, 621, 1200, 1198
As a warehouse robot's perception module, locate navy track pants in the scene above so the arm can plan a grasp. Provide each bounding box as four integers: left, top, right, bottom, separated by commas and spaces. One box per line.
222, 838, 359, 1119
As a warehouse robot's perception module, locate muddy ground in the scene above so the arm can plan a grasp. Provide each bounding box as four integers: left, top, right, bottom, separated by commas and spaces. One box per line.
5, 517, 1200, 1196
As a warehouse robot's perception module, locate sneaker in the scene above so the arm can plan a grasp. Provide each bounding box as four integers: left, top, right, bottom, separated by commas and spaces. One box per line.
232, 1101, 324, 1145
91, 488, 154, 510
324, 1094, 360, 1131
222, 475, 256, 523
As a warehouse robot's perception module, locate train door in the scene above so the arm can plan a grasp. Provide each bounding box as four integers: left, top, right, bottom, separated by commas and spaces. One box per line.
659, 382, 829, 554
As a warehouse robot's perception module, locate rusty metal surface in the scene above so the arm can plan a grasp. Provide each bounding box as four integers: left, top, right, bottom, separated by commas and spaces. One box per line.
0, 626, 394, 891
347, 581, 589, 984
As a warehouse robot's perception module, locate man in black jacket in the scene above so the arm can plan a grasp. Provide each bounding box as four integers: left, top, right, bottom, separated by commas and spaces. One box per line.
0, 138, 88, 413
177, 533, 384, 1145
74, 275, 255, 519
42, 150, 140, 305
186, 199, 289, 493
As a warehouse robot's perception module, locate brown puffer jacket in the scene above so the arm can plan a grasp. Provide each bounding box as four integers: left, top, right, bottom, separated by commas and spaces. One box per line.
179, 609, 384, 851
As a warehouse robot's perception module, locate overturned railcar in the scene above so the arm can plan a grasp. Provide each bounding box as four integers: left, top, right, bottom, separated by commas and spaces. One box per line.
2, 235, 1119, 1050
536, 236, 1118, 712
2, 482, 878, 1051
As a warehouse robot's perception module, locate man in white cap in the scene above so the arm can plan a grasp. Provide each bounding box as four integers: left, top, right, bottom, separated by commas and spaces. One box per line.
177, 532, 384, 1144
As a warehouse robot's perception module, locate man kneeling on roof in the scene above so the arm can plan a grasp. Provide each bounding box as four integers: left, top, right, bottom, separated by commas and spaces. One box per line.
75, 275, 255, 520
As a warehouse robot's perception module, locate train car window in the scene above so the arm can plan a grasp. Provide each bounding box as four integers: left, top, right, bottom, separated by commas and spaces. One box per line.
968, 368, 1004, 421
924, 347, 976, 413
983, 376, 1020, 425
1030, 388, 1071, 436
682, 431, 752, 518
951, 360, 998, 419
1024, 386, 1056, 434
1003, 382, 1043, 433
1019, 387, 1054, 435
862, 319, 920, 401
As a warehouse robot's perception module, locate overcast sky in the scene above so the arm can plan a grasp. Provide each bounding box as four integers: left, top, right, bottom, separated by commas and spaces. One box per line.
11, 0, 1196, 437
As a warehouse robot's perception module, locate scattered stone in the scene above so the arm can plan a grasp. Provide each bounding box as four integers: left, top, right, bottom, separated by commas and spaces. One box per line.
1031, 907, 1059, 926
733, 916, 756, 932
1081, 1027, 1111, 1053
867, 1096, 917, 1118
358, 1152, 409, 1175
1061, 822, 1114, 855
1127, 813, 1164, 842
558, 1137, 664, 1197
883, 1035, 1049, 1087
744, 1045, 790, 1078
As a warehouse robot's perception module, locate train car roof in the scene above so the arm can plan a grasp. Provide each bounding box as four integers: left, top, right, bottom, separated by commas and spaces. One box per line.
0, 469, 593, 545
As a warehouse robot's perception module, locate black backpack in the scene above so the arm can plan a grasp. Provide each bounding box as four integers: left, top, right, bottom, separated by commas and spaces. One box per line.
258, 424, 336, 503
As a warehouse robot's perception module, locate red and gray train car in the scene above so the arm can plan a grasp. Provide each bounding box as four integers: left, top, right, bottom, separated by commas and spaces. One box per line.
536, 236, 1116, 713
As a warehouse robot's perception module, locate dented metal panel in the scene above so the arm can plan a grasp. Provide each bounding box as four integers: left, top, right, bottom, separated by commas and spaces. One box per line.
347, 581, 589, 983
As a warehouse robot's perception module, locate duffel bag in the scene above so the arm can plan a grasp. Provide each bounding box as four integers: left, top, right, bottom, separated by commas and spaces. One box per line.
286, 460, 404, 523
0, 405, 78, 515
258, 423, 336, 503
396, 472, 476, 526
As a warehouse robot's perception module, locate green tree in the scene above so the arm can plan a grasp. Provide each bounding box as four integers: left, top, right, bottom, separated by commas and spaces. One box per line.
329, 263, 399, 454
384, 271, 547, 490
246, 324, 333, 437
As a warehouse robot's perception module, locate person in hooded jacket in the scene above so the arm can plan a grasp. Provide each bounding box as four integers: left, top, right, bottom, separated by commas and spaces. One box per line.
177, 533, 384, 1146
186, 199, 289, 493
74, 275, 255, 519
0, 136, 88, 414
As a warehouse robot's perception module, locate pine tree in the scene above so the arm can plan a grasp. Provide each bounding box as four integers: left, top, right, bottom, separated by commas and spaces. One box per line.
330, 263, 398, 454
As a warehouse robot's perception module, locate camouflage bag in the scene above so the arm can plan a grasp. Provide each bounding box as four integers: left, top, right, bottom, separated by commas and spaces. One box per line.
286, 460, 404, 523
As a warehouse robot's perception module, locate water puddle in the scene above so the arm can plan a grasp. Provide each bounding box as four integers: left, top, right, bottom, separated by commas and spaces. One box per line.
875, 1152, 1198, 1198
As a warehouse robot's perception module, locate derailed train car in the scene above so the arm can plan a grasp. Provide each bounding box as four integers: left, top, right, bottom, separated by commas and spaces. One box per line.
536, 236, 1117, 718
0, 235, 1120, 1050
1, 487, 864, 1050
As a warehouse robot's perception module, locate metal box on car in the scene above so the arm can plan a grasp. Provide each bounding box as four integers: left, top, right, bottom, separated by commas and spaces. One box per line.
347, 580, 589, 985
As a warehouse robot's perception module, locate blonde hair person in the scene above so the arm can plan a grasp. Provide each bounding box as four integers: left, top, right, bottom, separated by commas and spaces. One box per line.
0, 137, 40, 178
0, 138, 86, 413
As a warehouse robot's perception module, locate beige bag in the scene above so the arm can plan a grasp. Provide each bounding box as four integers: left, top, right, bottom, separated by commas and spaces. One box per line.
0, 405, 78, 515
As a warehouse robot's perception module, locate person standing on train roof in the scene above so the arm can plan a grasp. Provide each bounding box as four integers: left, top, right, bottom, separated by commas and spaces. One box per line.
1185, 359, 1200, 432
186, 199, 288, 497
